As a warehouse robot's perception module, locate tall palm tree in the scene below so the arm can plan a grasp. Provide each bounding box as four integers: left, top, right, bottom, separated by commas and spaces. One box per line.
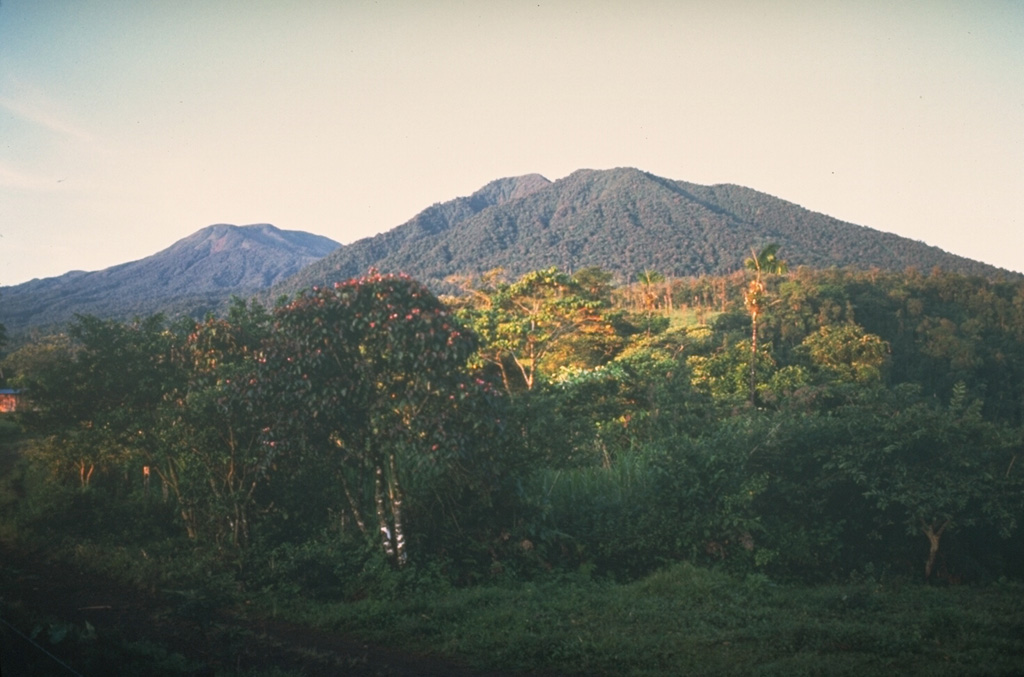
636, 269, 666, 314
743, 244, 788, 403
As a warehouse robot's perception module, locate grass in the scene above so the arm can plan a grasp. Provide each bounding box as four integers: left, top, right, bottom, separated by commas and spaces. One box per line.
284, 563, 1024, 676
667, 306, 721, 330
4, 504, 1024, 677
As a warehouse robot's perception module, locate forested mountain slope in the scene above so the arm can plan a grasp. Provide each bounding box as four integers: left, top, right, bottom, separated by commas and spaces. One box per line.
2, 169, 1016, 338
0, 224, 339, 336
277, 167, 1015, 296
277, 173, 553, 294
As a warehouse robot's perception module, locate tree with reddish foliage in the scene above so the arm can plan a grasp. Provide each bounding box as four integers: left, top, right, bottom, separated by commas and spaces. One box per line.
155, 299, 274, 545
260, 272, 483, 566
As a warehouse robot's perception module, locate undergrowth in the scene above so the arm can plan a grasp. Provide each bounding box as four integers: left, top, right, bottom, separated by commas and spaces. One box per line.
284, 563, 1024, 676
3, 418, 1024, 676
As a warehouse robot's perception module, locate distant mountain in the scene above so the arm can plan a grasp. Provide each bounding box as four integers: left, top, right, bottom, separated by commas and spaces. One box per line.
4, 169, 1017, 338
277, 167, 1017, 297
0, 224, 339, 336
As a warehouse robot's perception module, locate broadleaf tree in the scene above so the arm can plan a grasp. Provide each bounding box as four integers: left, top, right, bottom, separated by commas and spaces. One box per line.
458, 267, 618, 393
830, 383, 1021, 579
155, 300, 274, 544
17, 315, 178, 489
260, 272, 482, 566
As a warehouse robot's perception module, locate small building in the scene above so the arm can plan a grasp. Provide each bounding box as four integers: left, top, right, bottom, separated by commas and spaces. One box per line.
0, 389, 21, 413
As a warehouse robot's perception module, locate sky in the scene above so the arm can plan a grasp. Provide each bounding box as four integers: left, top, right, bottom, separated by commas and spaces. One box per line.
1, 0, 1023, 286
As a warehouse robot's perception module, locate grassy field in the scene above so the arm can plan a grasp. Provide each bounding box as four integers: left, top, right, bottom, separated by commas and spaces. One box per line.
286, 563, 1024, 677
6, 542, 1024, 676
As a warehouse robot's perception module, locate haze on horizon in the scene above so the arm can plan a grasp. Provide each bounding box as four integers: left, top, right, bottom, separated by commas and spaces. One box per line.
1, 0, 1022, 287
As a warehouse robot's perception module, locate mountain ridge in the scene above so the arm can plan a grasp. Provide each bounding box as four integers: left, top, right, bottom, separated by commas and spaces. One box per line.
3, 168, 1018, 338
275, 167, 1016, 297
0, 224, 339, 336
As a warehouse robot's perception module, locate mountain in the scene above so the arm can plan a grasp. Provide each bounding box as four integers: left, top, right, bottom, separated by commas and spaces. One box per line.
4, 169, 1017, 338
277, 173, 554, 295
276, 167, 1016, 297
0, 224, 339, 336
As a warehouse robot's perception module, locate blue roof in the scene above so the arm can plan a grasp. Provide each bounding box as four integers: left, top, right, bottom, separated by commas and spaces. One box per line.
0, 389, 20, 395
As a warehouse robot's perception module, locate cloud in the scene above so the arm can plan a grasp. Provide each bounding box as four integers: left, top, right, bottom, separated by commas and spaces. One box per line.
0, 84, 107, 151
0, 79, 117, 191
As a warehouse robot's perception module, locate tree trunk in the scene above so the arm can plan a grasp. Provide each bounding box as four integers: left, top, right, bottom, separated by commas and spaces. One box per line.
339, 472, 367, 534
749, 312, 758, 405
79, 461, 95, 488
512, 352, 534, 391
180, 508, 198, 540
922, 519, 949, 580
745, 276, 765, 406
387, 453, 408, 567
154, 462, 197, 539
232, 502, 250, 548
496, 357, 514, 397
374, 463, 396, 561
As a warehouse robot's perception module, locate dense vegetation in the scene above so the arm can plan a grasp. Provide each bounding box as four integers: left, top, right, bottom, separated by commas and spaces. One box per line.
281, 168, 1019, 297
5, 168, 1019, 343
2, 259, 1024, 675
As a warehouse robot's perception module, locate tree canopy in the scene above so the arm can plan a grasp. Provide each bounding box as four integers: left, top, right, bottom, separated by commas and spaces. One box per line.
5, 263, 1024, 586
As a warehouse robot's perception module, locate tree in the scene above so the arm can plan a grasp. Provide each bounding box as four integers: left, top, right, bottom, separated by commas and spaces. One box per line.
260, 272, 482, 566
18, 315, 178, 489
633, 269, 670, 336
801, 322, 889, 384
154, 300, 274, 544
458, 268, 618, 393
636, 269, 666, 313
2, 334, 73, 394
0, 318, 7, 383
830, 383, 1021, 579
744, 245, 788, 404
573, 267, 615, 305
687, 339, 777, 406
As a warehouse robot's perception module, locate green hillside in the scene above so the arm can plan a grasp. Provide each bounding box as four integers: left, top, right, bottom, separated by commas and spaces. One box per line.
277, 168, 1016, 297
3, 169, 1018, 340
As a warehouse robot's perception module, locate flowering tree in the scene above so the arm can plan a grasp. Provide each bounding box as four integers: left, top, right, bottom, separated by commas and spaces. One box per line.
155, 300, 274, 544
260, 272, 480, 566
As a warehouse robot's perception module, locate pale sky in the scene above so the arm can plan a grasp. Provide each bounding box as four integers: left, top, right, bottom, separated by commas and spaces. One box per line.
1, 0, 1023, 286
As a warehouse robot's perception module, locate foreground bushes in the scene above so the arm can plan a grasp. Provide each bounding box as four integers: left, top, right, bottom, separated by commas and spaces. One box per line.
308, 562, 1024, 676
2, 267, 1023, 590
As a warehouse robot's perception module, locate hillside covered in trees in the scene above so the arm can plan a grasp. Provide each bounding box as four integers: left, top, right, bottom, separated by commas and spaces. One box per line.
3, 169, 1017, 342
278, 168, 1018, 297
0, 224, 339, 337
2, 259, 1023, 674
